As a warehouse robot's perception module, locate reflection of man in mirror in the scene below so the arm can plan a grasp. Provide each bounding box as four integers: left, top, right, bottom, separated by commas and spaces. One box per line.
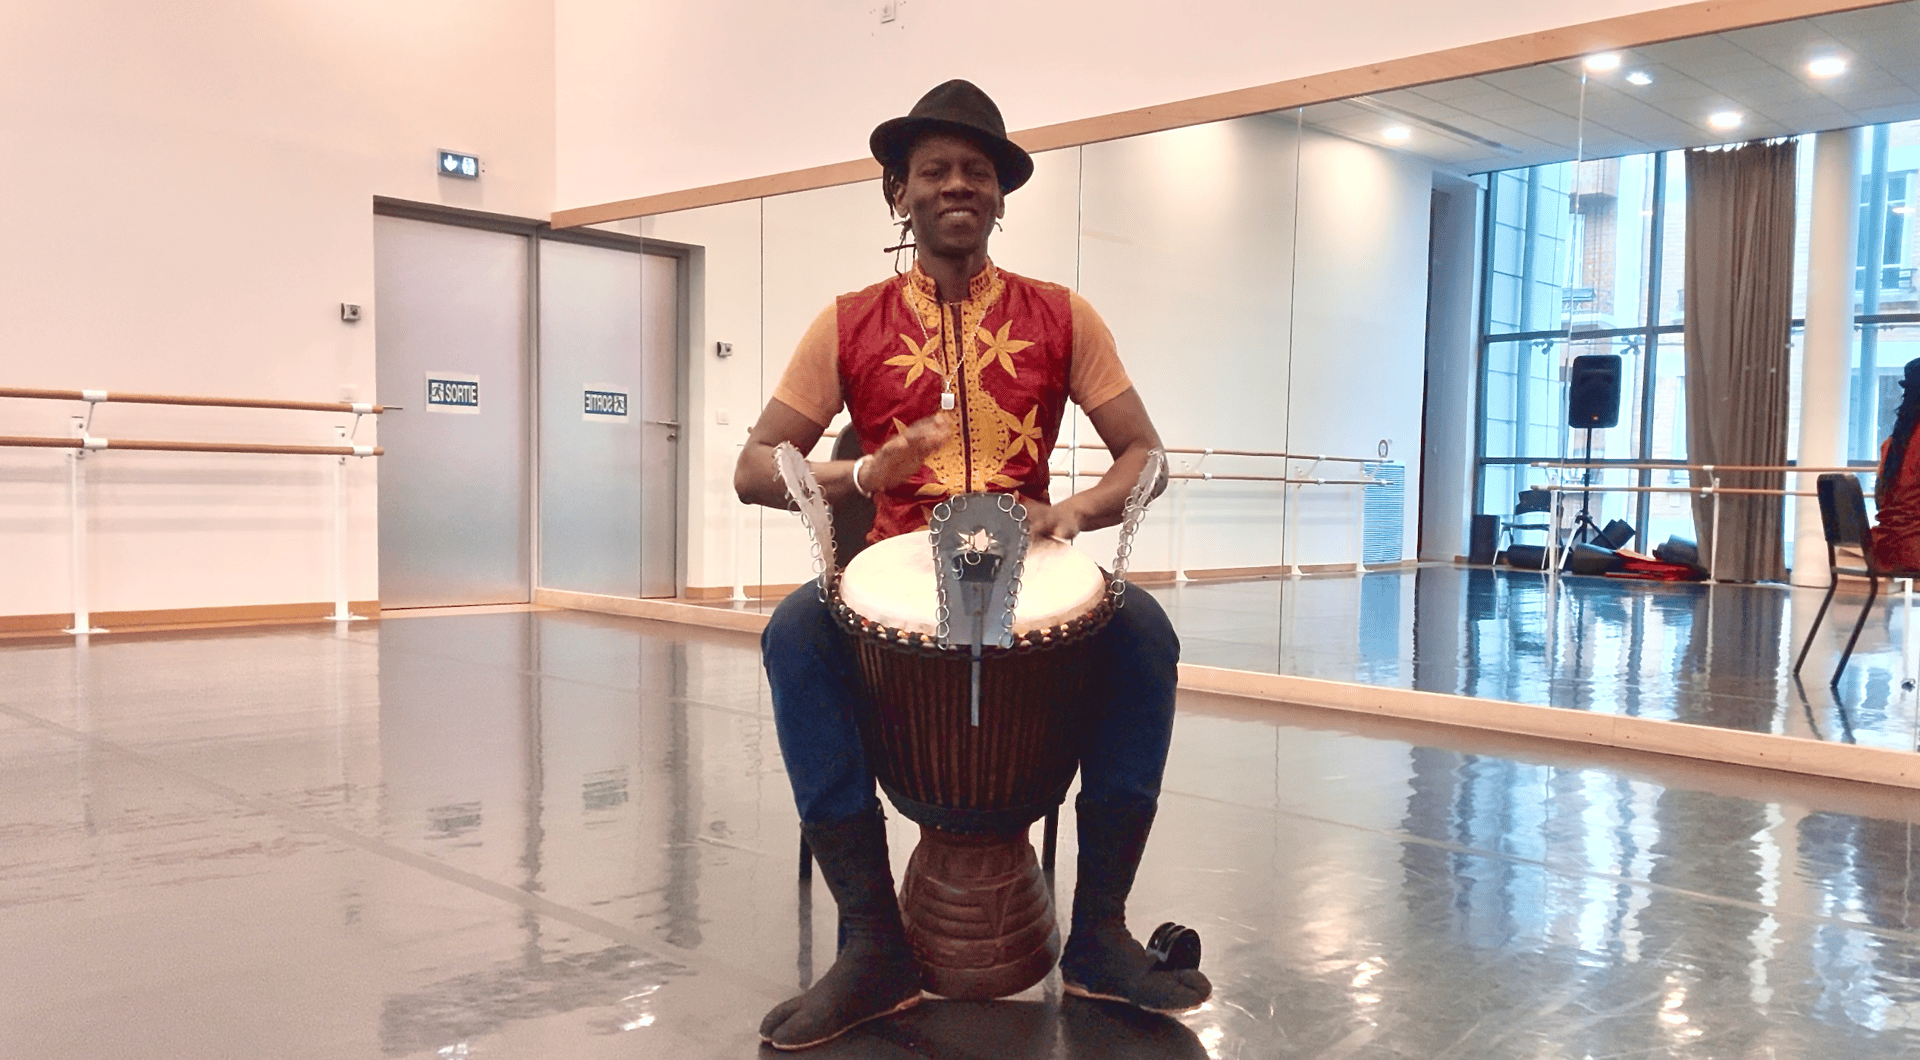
734, 79, 1207, 1049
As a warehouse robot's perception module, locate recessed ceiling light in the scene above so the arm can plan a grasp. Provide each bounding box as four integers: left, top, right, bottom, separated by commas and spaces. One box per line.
1708, 111, 1743, 130
1584, 53, 1622, 73
1383, 125, 1411, 142
1625, 71, 1653, 86
1808, 56, 1849, 79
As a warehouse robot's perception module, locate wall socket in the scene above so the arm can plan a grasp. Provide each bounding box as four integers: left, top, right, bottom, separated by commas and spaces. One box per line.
715, 341, 733, 357
340, 303, 362, 323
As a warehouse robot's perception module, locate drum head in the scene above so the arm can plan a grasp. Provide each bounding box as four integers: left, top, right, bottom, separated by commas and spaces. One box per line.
840, 532, 1104, 636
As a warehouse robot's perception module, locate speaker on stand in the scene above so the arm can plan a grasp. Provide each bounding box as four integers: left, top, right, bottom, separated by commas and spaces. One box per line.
1565, 354, 1622, 548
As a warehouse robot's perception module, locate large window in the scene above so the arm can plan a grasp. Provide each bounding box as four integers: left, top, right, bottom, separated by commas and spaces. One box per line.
1475, 120, 1920, 554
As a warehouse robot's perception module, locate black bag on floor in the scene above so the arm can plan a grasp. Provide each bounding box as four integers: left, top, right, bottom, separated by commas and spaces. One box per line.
1504, 544, 1547, 570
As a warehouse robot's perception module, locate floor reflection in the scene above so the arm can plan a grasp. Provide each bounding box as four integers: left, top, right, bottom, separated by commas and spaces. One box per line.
1152, 564, 1920, 750
4, 607, 1920, 1056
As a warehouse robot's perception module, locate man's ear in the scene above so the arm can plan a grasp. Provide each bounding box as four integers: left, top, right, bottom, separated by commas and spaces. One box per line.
995, 196, 1006, 220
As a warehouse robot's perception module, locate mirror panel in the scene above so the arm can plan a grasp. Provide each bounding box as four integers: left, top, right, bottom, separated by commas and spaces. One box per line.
633, 0, 1920, 749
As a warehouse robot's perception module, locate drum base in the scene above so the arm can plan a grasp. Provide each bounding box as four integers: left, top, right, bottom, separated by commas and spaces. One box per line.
898, 825, 1060, 1001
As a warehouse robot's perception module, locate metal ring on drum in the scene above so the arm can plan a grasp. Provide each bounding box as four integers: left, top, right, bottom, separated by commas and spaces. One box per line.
832, 505, 1113, 1001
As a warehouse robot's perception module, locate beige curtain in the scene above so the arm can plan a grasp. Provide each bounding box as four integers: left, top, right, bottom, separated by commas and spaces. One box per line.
1683, 140, 1797, 582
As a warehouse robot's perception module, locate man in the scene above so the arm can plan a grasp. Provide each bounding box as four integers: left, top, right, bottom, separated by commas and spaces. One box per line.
735, 79, 1209, 1051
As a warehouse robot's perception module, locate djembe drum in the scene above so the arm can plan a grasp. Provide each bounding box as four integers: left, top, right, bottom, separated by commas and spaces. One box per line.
832, 526, 1112, 1000
770, 442, 1168, 1001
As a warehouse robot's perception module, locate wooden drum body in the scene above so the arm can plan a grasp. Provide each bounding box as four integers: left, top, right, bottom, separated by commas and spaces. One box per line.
832, 532, 1112, 1000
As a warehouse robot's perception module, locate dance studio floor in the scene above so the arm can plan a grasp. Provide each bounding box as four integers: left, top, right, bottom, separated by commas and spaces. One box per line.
5, 581, 1920, 1057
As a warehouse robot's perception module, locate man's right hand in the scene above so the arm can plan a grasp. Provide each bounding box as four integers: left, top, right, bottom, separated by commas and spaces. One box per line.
863, 412, 954, 493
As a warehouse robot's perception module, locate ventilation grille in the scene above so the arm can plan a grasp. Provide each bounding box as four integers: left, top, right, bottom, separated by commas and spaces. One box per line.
1363, 462, 1406, 565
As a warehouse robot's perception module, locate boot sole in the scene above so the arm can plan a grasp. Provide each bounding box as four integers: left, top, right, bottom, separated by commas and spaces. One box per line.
1062, 980, 1207, 1016
761, 991, 925, 1051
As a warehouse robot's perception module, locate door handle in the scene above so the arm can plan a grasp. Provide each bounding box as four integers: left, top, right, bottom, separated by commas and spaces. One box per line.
647, 420, 681, 428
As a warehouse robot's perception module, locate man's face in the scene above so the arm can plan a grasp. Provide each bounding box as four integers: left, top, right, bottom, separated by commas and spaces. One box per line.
892, 132, 1005, 260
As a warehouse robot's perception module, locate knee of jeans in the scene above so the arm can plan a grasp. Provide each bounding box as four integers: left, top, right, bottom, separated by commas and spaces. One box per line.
764, 586, 828, 647
1113, 592, 1180, 660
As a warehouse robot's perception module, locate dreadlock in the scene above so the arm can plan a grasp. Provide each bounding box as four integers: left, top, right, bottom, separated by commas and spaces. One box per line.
1880, 358, 1920, 506
880, 162, 913, 259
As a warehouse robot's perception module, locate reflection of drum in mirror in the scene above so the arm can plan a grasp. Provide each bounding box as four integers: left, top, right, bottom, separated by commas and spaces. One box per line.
832, 531, 1112, 1000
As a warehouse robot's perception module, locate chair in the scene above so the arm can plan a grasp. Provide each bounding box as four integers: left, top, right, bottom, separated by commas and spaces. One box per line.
1791, 473, 1920, 687
797, 427, 1061, 881
1499, 488, 1553, 569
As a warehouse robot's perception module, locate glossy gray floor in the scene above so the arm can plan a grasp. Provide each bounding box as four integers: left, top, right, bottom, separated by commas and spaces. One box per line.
6, 607, 1920, 1057
1151, 564, 1920, 752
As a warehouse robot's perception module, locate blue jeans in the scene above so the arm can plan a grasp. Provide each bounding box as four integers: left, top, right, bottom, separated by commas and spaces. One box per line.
762, 583, 1180, 824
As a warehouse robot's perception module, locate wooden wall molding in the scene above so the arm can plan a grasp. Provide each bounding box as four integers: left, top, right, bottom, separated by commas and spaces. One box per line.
552, 0, 1905, 228
0, 600, 381, 638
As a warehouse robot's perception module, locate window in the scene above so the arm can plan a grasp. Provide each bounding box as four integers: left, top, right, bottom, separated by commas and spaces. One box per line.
1475, 120, 1920, 552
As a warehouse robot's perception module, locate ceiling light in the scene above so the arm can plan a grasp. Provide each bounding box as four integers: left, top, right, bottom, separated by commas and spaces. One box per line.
1708, 111, 1743, 130
1808, 56, 1848, 79
1584, 53, 1622, 73
1626, 71, 1653, 86
1383, 125, 1411, 142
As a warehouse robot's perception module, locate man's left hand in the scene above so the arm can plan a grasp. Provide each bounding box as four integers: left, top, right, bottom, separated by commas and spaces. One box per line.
1022, 498, 1084, 542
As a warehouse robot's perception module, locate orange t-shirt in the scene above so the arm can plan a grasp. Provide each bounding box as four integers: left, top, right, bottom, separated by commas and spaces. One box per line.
772, 286, 1133, 428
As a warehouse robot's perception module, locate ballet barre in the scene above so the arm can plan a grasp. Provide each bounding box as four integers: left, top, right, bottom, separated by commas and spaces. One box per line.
0, 387, 386, 634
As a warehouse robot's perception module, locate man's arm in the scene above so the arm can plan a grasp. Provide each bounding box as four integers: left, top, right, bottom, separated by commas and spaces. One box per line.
1025, 387, 1163, 540
733, 399, 954, 510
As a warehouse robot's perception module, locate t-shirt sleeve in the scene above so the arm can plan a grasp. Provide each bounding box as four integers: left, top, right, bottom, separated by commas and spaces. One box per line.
770, 304, 844, 427
1068, 292, 1133, 413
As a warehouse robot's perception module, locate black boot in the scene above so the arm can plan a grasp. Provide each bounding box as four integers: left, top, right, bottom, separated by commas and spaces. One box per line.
761, 808, 924, 1050
1059, 794, 1211, 1014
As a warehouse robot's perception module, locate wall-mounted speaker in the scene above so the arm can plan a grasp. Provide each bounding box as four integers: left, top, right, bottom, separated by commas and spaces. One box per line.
1568, 354, 1622, 429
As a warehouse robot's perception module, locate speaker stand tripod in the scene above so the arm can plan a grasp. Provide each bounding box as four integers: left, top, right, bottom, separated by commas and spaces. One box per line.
1567, 426, 1603, 548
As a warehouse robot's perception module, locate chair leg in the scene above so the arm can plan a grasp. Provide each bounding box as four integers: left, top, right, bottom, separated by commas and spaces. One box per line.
1834, 575, 1882, 688
799, 834, 813, 880
1904, 579, 1918, 690
1793, 576, 1842, 676
1041, 807, 1058, 875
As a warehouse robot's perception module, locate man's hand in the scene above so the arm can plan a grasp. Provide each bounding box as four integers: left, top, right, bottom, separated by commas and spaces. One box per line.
865, 412, 955, 492
1022, 497, 1085, 542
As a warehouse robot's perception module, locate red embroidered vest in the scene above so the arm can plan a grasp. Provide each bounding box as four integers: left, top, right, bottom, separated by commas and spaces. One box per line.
838, 263, 1075, 542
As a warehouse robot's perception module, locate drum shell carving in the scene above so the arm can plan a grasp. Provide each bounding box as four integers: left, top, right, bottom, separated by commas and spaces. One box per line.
834, 593, 1113, 832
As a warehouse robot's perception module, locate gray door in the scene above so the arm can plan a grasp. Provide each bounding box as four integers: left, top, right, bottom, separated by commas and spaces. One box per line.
375, 215, 532, 607
639, 252, 682, 597
537, 239, 681, 598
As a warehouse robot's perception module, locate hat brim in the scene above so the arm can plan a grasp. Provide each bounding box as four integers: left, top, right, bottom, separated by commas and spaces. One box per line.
870, 117, 1034, 193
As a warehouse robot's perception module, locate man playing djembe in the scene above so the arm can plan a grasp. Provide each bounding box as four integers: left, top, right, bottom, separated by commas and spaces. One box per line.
734, 79, 1209, 1050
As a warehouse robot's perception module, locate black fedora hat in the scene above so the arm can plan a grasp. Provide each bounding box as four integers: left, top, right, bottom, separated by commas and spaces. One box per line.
870, 80, 1034, 192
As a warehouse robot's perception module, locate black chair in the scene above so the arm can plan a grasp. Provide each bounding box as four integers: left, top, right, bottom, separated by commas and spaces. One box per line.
1499, 488, 1553, 569
798, 427, 1060, 880
1791, 473, 1920, 687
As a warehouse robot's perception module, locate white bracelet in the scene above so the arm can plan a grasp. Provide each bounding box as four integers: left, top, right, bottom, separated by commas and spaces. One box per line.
852, 455, 874, 498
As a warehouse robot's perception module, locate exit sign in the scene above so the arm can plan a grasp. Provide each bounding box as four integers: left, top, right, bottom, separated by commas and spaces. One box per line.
438, 150, 480, 179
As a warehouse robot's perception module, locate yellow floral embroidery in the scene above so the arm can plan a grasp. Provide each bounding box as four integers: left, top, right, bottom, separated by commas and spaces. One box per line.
884, 333, 944, 388
999, 405, 1042, 463
975, 321, 1034, 379
896, 262, 1046, 497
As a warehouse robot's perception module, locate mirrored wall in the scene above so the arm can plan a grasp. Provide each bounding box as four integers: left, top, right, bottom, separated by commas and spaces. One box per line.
609, 0, 1920, 748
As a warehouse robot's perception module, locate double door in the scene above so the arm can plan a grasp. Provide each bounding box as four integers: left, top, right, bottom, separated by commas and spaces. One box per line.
374, 210, 682, 607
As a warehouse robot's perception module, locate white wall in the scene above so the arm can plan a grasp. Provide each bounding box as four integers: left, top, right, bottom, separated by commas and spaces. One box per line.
0, 1, 554, 619
1285, 130, 1437, 568
553, 0, 1681, 208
